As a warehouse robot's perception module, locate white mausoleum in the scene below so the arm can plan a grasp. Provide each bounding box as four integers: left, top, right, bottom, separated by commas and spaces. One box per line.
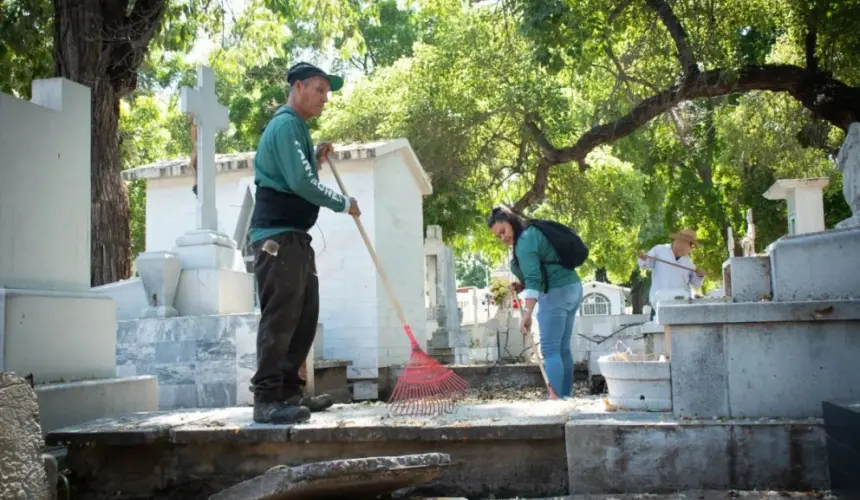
578, 281, 630, 316
122, 139, 432, 398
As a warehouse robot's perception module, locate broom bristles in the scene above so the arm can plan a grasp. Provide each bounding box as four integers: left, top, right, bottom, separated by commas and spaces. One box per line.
387, 347, 470, 417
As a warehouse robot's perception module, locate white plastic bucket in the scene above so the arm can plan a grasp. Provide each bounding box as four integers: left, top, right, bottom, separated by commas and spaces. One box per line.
597, 352, 672, 411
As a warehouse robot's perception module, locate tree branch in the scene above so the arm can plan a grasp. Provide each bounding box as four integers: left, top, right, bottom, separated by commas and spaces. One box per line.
805, 25, 818, 74
608, 0, 636, 24
644, 0, 698, 78
108, 0, 168, 93
513, 64, 860, 212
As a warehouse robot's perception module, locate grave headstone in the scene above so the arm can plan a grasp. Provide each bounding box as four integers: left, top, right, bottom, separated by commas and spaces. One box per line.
0, 373, 51, 500
180, 65, 230, 235
763, 177, 829, 235
208, 453, 452, 500
424, 225, 470, 364
741, 208, 756, 256
173, 66, 255, 316
0, 77, 157, 433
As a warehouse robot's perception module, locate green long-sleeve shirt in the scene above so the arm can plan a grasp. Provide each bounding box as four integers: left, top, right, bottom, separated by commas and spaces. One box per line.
511, 225, 581, 299
249, 106, 349, 244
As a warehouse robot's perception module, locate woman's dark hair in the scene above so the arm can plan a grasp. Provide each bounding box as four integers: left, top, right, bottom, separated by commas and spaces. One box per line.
487, 205, 527, 242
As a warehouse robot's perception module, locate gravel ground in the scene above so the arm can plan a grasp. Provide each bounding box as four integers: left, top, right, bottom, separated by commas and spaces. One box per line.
354, 381, 595, 406
296, 381, 604, 427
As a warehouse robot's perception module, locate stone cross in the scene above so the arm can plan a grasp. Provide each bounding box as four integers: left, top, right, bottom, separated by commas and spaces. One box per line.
726, 226, 735, 258
181, 66, 229, 232
741, 209, 756, 256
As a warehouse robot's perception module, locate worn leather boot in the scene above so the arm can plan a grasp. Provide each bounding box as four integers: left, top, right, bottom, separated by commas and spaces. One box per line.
253, 400, 311, 424
286, 392, 334, 413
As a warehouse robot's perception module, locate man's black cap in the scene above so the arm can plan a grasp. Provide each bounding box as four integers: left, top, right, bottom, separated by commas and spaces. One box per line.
287, 62, 344, 92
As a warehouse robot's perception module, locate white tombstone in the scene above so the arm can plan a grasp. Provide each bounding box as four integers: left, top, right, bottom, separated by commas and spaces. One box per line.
763, 177, 830, 235
0, 77, 156, 433
424, 225, 470, 364
123, 139, 431, 401
173, 66, 255, 316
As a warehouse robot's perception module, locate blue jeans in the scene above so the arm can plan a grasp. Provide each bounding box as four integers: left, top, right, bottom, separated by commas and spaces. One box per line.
536, 282, 583, 398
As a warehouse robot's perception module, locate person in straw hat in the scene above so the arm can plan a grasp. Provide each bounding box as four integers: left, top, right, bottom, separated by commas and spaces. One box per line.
638, 229, 705, 320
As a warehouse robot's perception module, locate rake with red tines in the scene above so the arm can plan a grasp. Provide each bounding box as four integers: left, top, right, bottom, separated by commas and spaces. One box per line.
325, 154, 470, 416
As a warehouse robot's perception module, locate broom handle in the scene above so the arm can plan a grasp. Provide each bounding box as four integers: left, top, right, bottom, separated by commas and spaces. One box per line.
643, 253, 697, 272
325, 155, 419, 347
512, 293, 557, 399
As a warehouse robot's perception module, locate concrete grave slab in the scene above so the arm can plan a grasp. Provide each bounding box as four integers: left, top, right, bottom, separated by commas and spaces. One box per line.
46, 408, 215, 445
47, 396, 598, 498
566, 413, 828, 494
661, 299, 860, 419
768, 227, 860, 302
209, 453, 451, 500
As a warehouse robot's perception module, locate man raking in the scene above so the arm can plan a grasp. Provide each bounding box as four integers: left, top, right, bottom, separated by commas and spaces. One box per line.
638, 229, 705, 320
247, 62, 361, 424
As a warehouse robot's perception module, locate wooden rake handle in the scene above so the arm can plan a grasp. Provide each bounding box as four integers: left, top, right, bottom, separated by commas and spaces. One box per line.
325, 155, 418, 347
642, 253, 697, 273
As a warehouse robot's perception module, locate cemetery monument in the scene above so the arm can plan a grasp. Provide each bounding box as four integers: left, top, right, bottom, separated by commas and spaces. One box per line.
0, 77, 157, 434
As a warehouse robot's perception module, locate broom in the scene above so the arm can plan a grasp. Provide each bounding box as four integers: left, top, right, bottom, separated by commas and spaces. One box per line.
325, 154, 470, 416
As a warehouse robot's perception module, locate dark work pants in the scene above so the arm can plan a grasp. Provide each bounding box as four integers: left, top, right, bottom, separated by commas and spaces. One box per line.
250, 231, 319, 403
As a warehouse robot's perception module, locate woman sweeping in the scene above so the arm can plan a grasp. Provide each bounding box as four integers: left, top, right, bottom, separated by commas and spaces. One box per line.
487, 206, 585, 399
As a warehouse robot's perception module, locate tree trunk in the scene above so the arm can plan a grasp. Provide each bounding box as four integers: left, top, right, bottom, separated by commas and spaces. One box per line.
90, 86, 132, 285
53, 0, 166, 285
627, 269, 647, 314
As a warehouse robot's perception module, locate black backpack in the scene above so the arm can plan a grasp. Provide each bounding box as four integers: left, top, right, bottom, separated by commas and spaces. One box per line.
514, 219, 589, 292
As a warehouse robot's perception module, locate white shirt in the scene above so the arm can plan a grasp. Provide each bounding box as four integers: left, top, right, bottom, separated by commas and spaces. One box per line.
638, 243, 704, 306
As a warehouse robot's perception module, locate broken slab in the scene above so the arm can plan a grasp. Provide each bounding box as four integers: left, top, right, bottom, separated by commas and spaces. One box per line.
0, 372, 51, 500
209, 453, 451, 500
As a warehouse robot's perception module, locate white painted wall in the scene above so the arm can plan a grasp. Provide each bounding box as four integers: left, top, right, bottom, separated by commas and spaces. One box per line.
145, 171, 254, 253
579, 281, 628, 316
313, 159, 380, 379
0, 79, 91, 292
372, 151, 427, 368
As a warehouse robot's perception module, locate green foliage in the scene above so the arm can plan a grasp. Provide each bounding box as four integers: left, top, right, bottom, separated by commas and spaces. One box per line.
4, 0, 855, 295
455, 254, 490, 288
0, 0, 53, 97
